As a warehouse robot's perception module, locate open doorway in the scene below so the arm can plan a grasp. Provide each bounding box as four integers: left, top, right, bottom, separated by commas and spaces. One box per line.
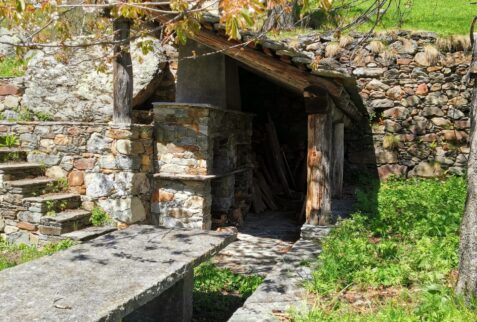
239, 67, 308, 224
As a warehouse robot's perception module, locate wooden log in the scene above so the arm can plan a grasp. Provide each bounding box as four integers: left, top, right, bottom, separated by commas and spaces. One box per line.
113, 17, 133, 125
332, 123, 344, 199
332, 90, 363, 122
306, 113, 332, 225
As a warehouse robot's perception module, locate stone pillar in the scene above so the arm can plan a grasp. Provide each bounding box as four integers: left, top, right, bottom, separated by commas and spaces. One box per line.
85, 124, 154, 224
124, 269, 193, 322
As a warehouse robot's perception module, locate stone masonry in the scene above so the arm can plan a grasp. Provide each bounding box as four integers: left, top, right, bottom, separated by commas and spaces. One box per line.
152, 103, 253, 229
0, 121, 154, 243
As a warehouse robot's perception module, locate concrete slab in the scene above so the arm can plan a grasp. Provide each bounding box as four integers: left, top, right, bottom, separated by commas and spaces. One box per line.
0, 225, 236, 322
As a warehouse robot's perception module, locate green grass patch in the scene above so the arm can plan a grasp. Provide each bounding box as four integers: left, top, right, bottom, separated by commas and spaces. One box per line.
309, 0, 473, 35
193, 261, 263, 322
0, 57, 27, 77
292, 177, 475, 321
0, 238, 75, 271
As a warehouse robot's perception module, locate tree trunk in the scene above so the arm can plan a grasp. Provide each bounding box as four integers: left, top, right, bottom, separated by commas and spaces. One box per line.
113, 17, 133, 124
306, 112, 332, 225
261, 1, 298, 32
457, 32, 477, 301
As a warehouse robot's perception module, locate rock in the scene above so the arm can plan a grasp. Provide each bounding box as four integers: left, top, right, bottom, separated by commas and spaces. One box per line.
382, 106, 409, 120
353, 67, 385, 77
431, 117, 451, 127
414, 52, 430, 66
448, 96, 468, 107
0, 216, 4, 233
425, 93, 448, 106
98, 197, 146, 224
406, 95, 421, 107
0, 84, 21, 96
386, 86, 404, 100
441, 130, 468, 142
27, 152, 60, 166
422, 106, 444, 117
384, 120, 401, 133
369, 99, 394, 109
375, 149, 398, 164
87, 133, 112, 153
74, 158, 96, 170
45, 166, 67, 179
378, 165, 407, 180
448, 107, 465, 120
448, 167, 465, 176
85, 173, 115, 198
116, 140, 132, 155
4, 95, 20, 109
365, 79, 390, 91
415, 84, 429, 96
411, 161, 443, 178
68, 171, 84, 187
23, 37, 174, 122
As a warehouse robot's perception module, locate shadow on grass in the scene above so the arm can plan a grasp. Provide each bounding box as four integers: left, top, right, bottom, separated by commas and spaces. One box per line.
193, 290, 245, 322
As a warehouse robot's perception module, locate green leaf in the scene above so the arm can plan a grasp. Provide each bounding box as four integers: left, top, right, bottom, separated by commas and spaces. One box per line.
15, 0, 25, 12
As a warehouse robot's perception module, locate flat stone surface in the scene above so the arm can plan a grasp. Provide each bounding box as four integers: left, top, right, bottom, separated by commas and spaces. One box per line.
228, 239, 322, 322
213, 211, 300, 276
0, 162, 42, 171
0, 225, 236, 322
5, 177, 55, 187
41, 209, 90, 224
61, 226, 117, 241
22, 192, 79, 203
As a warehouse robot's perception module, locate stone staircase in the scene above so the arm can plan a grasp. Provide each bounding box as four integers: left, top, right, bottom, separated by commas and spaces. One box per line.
0, 148, 95, 243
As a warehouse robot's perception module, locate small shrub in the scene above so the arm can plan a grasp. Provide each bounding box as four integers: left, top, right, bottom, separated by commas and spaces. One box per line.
35, 112, 54, 121
0, 57, 26, 77
90, 207, 112, 226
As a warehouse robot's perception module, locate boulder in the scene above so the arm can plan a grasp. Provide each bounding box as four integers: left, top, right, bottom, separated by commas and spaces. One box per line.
22, 38, 175, 122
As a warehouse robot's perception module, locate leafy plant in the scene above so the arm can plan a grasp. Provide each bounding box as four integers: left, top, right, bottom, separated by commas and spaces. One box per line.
0, 57, 27, 77
0, 134, 19, 148
48, 178, 68, 193
90, 207, 112, 226
35, 112, 54, 121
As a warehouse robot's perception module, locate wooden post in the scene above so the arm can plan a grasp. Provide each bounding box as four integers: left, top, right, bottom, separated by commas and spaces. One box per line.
306, 112, 332, 225
332, 123, 344, 199
113, 17, 133, 124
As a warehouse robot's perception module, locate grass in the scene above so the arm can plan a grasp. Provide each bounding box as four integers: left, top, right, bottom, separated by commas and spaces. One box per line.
0, 57, 26, 77
193, 261, 263, 322
291, 176, 476, 321
0, 238, 75, 271
308, 0, 473, 36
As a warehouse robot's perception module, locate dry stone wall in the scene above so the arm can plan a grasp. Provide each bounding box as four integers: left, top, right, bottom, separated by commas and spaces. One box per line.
0, 122, 154, 224
292, 31, 473, 179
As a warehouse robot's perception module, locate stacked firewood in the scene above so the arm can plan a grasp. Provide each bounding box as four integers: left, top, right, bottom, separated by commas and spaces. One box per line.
251, 116, 305, 214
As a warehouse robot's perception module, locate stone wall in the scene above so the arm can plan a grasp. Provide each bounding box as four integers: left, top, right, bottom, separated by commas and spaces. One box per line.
0, 121, 154, 223
0, 77, 25, 120
316, 31, 472, 179
152, 103, 253, 229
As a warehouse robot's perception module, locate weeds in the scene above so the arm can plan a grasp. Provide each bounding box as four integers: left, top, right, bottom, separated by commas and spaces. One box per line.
90, 207, 113, 226
295, 177, 468, 321
193, 261, 263, 322
0, 238, 74, 271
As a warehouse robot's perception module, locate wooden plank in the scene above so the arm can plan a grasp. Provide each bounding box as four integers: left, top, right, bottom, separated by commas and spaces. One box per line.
306, 113, 332, 225
152, 13, 344, 97
331, 90, 363, 122
113, 17, 133, 125
265, 116, 292, 197
332, 123, 344, 199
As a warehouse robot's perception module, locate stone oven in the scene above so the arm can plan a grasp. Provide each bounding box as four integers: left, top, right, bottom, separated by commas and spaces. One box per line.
152, 103, 253, 229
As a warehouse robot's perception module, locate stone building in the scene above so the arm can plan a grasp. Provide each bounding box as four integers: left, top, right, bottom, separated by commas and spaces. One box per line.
0, 17, 472, 243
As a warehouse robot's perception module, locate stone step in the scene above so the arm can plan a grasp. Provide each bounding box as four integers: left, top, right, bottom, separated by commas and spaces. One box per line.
3, 177, 57, 196
39, 210, 91, 236
0, 148, 28, 163
61, 226, 117, 241
0, 163, 44, 182
22, 193, 82, 215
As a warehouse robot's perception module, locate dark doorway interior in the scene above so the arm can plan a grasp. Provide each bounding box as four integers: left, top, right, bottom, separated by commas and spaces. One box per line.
239, 67, 308, 222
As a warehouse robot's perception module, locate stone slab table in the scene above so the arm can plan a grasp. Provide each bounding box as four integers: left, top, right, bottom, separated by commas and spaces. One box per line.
0, 225, 236, 322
